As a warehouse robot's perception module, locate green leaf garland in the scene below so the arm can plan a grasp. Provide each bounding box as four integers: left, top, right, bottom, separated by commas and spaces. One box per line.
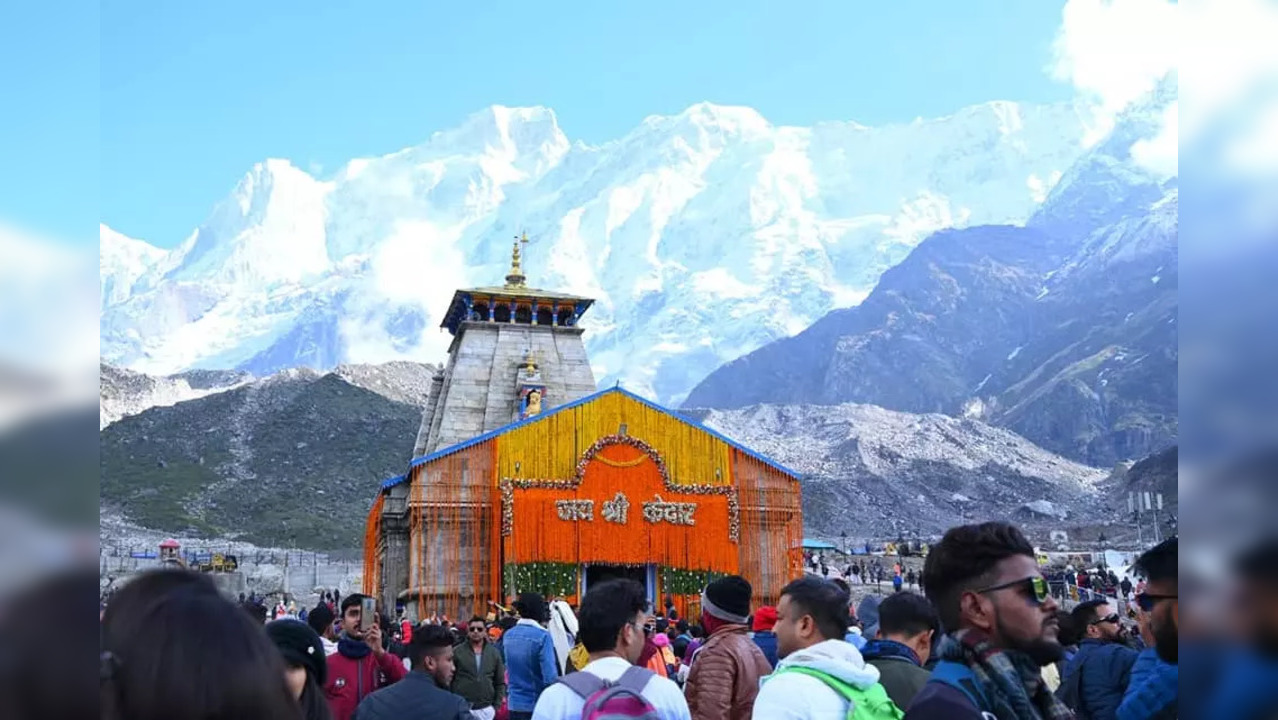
504, 563, 728, 598
661, 567, 726, 596
505, 562, 579, 597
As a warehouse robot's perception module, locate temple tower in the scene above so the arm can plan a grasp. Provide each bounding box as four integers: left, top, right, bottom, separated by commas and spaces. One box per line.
412, 232, 598, 457
381, 234, 598, 612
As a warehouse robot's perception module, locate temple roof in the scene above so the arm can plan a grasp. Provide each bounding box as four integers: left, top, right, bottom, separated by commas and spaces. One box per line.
438, 232, 597, 334
438, 286, 595, 334
453, 285, 594, 302
379, 385, 801, 490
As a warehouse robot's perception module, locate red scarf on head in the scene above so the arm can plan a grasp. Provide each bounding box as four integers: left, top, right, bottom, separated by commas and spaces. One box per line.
701, 611, 731, 637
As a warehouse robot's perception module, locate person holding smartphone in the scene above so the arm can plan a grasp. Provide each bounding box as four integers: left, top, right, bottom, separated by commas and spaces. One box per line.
323, 593, 408, 720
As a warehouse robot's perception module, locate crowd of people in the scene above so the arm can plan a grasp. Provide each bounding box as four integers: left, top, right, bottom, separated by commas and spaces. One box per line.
94, 520, 1278, 719
804, 553, 921, 591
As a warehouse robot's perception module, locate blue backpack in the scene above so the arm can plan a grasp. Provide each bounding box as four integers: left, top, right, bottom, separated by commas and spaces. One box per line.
928, 661, 995, 717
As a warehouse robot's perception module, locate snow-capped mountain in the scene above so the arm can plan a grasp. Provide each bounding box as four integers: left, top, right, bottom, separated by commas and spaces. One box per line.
100, 224, 167, 308
101, 101, 1089, 404
682, 79, 1178, 466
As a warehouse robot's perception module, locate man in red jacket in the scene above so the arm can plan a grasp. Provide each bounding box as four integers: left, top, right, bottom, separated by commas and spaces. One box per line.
324, 593, 408, 720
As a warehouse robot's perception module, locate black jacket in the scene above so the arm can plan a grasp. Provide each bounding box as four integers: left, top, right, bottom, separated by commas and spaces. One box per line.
904, 681, 984, 719
351, 671, 470, 720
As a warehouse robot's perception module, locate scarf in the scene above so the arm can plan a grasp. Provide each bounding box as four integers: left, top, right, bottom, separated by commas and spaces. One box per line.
938, 629, 1074, 720
638, 637, 658, 668
338, 635, 372, 660
861, 638, 921, 666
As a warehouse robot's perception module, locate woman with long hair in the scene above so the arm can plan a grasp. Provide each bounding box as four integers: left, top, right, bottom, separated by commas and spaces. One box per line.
266, 619, 334, 720
100, 568, 302, 720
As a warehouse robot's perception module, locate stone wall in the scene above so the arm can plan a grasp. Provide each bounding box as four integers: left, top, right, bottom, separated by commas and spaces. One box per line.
101, 554, 363, 606
420, 322, 597, 456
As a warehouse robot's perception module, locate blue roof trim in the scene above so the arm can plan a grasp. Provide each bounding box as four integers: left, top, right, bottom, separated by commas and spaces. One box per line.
380, 473, 407, 490
401, 386, 800, 480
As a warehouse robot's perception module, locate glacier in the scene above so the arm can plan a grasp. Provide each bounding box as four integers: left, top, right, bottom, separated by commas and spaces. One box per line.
101, 100, 1090, 404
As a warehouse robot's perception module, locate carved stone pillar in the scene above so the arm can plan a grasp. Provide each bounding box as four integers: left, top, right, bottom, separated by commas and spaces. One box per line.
380, 483, 412, 616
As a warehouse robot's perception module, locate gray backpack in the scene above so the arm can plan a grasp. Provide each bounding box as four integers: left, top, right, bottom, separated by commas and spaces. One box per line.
555, 665, 660, 720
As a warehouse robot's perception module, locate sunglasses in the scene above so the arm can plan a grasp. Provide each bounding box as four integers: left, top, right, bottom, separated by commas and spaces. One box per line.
975, 576, 1050, 605
1091, 613, 1120, 626
469, 626, 486, 633
1136, 592, 1177, 612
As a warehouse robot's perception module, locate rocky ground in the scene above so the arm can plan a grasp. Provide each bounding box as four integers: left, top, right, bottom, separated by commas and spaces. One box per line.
100, 363, 252, 429
692, 402, 1116, 541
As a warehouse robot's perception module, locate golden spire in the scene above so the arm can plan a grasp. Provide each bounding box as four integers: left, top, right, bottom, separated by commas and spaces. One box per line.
522, 346, 539, 371
505, 232, 530, 288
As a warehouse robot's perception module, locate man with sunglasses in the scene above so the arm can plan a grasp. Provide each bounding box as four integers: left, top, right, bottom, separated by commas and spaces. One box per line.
906, 522, 1073, 720
451, 616, 507, 720
1115, 537, 1179, 720
1057, 600, 1137, 720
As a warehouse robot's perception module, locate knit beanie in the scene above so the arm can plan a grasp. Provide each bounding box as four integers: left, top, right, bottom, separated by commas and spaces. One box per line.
266, 619, 327, 686
857, 595, 882, 639
702, 575, 752, 623
752, 605, 778, 632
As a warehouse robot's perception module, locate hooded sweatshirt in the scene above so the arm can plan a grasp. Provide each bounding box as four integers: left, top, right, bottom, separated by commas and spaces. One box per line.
753, 638, 884, 720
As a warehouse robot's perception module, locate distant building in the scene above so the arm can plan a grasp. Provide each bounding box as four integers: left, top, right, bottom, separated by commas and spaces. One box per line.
159, 538, 182, 566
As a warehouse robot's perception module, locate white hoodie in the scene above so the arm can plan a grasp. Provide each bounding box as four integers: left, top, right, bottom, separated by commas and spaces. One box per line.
753, 639, 883, 719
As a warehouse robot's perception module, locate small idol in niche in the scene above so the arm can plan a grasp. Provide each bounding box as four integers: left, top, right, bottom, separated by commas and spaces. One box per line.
524, 388, 543, 417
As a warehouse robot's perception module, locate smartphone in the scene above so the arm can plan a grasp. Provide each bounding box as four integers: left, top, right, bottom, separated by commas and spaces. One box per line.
359, 597, 377, 632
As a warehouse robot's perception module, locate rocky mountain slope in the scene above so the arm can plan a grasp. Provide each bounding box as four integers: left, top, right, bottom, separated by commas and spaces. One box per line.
100, 101, 1089, 405
684, 79, 1177, 466
100, 363, 252, 429
99, 356, 1110, 551
691, 404, 1110, 538
99, 363, 434, 549
1112, 444, 1177, 521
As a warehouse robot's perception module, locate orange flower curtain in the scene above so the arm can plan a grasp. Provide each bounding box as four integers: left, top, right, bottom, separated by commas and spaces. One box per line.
363, 493, 385, 596
504, 440, 740, 575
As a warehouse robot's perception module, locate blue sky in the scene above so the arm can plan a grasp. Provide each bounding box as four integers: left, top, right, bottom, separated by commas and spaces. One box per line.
0, 0, 99, 245
9, 1, 1075, 247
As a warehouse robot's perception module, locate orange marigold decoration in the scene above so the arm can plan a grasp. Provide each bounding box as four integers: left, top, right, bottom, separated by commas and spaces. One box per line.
362, 493, 385, 597
502, 437, 740, 575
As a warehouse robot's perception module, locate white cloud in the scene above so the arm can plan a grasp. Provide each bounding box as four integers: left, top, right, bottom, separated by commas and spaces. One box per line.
1130, 101, 1179, 176
1178, 0, 1278, 176
339, 219, 470, 364
1053, 0, 1278, 179
1052, 0, 1179, 119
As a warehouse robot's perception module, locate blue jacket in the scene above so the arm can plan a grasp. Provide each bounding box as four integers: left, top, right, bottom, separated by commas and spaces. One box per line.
752, 630, 779, 668
500, 620, 558, 712
1116, 648, 1176, 720
1207, 648, 1278, 720
1059, 638, 1138, 720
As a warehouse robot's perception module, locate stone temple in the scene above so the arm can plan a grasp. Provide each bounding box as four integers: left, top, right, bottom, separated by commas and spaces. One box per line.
367, 235, 804, 620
